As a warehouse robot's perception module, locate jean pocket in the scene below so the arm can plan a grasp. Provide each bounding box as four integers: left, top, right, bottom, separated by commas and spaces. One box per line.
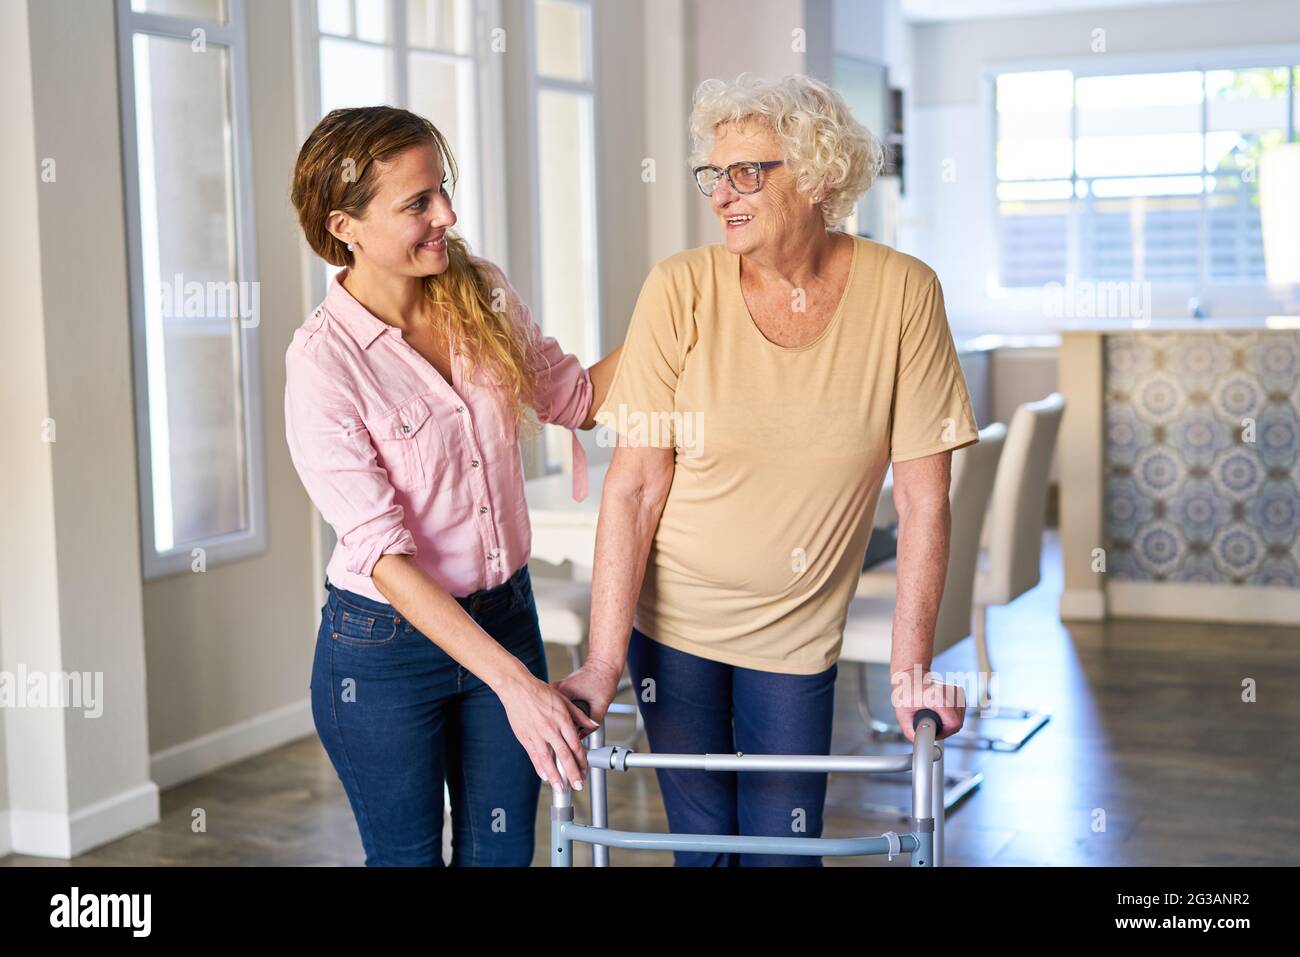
332, 604, 399, 646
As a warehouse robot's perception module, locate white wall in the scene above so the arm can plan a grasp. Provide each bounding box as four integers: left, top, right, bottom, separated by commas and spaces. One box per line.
0, 0, 37, 857
834, 0, 909, 84
905, 0, 1300, 336
594, 0, 653, 356
643, 0, 695, 268
1, 0, 157, 858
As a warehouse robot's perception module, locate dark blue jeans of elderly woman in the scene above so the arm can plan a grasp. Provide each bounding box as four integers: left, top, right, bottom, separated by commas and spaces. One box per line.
627, 627, 838, 866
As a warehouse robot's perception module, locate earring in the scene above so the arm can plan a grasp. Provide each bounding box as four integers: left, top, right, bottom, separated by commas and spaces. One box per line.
347, 242, 355, 252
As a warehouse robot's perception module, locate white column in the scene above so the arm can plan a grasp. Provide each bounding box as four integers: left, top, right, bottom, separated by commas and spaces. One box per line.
0, 0, 157, 859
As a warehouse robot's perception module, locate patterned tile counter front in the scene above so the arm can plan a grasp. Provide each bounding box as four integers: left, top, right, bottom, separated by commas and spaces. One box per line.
1058, 325, 1300, 624
1104, 332, 1300, 587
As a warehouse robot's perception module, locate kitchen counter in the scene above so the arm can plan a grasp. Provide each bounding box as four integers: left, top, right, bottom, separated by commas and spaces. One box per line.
1057, 324, 1300, 625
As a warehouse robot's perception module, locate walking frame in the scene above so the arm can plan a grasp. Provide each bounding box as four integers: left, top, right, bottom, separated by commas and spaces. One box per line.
550, 702, 946, 866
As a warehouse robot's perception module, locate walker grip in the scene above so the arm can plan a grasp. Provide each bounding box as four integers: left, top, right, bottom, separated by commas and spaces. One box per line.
572, 698, 595, 737
912, 709, 943, 735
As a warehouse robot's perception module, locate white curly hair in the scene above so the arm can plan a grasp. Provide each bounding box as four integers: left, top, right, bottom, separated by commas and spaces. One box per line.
689, 73, 885, 228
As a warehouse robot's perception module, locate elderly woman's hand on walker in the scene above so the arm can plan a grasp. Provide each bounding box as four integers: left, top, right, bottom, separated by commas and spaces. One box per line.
554, 654, 624, 727
892, 667, 967, 744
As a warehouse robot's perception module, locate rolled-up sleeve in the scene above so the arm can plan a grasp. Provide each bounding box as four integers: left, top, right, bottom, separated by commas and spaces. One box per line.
480, 260, 593, 429
531, 328, 594, 430
284, 348, 417, 577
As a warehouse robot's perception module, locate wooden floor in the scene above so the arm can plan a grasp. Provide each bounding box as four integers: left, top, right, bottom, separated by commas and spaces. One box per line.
5, 530, 1297, 867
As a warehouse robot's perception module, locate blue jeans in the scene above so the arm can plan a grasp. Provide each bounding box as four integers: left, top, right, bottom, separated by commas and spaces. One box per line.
626, 627, 838, 867
311, 564, 546, 866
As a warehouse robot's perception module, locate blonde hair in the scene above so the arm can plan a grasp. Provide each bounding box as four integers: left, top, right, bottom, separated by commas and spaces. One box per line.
290, 106, 541, 429
689, 73, 884, 228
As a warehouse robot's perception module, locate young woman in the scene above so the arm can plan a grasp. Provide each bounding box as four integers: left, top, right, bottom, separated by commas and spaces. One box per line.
286, 105, 617, 866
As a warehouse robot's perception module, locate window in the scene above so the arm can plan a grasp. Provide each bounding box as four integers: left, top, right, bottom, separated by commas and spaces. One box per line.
302, 0, 499, 271
116, 0, 267, 578
528, 0, 599, 471
995, 64, 1299, 290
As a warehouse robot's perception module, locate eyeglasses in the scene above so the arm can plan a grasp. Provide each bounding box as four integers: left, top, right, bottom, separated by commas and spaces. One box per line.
692, 160, 785, 196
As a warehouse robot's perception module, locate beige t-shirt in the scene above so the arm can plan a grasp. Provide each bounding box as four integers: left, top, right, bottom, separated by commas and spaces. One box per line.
596, 234, 979, 675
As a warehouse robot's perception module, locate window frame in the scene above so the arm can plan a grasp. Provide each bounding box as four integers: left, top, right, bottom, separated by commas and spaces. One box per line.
524, 0, 602, 474
115, 0, 269, 580
988, 44, 1300, 304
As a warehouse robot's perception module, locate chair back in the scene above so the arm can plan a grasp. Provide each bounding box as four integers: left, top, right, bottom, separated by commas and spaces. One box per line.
933, 423, 1007, 654
978, 393, 1066, 605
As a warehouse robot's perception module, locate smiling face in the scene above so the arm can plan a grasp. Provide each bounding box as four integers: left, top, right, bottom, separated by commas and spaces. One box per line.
707, 120, 813, 258
331, 139, 457, 278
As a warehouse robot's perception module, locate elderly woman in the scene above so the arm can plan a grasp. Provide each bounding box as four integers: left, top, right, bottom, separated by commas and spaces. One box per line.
558, 74, 979, 866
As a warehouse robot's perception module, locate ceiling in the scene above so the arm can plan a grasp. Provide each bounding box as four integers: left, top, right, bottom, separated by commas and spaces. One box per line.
899, 0, 1236, 22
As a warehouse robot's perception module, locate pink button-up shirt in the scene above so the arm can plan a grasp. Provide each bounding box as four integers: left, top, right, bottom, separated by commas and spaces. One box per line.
285, 262, 592, 602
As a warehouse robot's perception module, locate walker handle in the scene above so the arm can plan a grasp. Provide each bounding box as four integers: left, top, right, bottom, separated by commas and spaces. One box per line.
912, 709, 944, 736
572, 698, 595, 737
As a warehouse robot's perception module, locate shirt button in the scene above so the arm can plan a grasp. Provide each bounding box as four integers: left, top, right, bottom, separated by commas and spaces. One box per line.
479, 506, 488, 514
471, 459, 480, 467
456, 405, 465, 414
